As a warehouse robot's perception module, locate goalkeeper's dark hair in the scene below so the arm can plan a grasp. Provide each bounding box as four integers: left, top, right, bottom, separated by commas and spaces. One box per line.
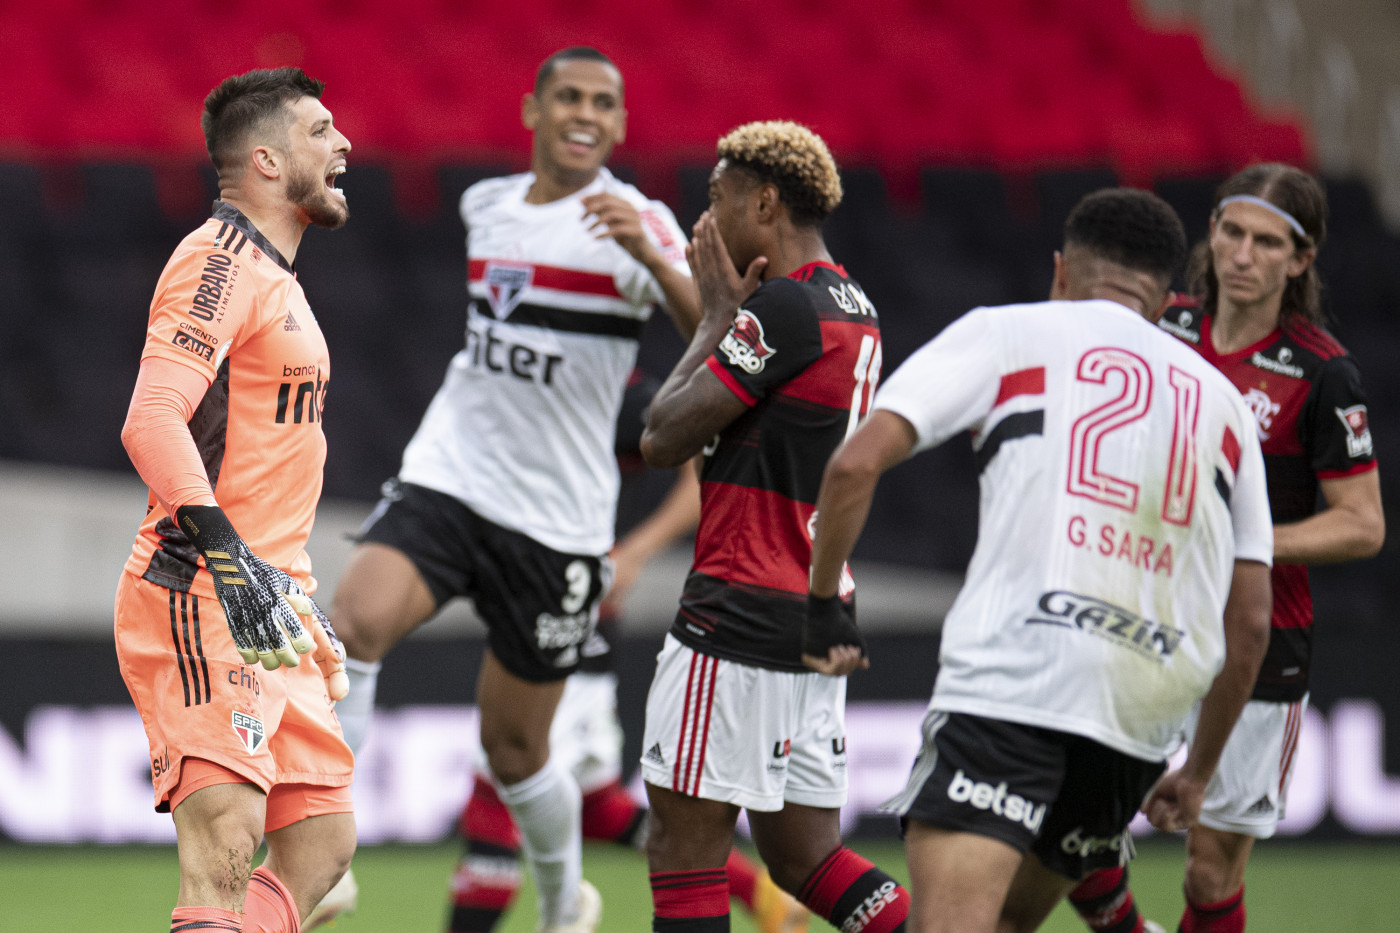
202, 67, 325, 175
534, 46, 621, 96
716, 120, 842, 227
1063, 187, 1187, 285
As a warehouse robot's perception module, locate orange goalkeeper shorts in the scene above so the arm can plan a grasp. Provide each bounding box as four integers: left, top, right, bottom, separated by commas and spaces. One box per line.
114, 570, 354, 817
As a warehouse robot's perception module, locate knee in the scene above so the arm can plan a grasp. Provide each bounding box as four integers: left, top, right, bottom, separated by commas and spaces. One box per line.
1183, 832, 1250, 903
180, 807, 263, 881
481, 731, 548, 787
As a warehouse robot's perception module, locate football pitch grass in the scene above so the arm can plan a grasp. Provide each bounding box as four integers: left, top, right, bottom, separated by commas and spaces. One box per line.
6, 839, 1400, 931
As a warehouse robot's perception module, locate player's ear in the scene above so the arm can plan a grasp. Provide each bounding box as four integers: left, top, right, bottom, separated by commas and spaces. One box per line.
522, 93, 539, 131
1146, 289, 1176, 324
755, 182, 780, 225
614, 104, 627, 146
251, 144, 280, 181
1049, 250, 1068, 300
1287, 246, 1316, 279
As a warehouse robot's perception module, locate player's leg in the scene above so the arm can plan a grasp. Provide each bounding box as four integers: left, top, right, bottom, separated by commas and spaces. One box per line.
905, 820, 1024, 933
645, 782, 742, 932
1067, 866, 1157, 933
996, 853, 1080, 933
332, 481, 467, 753
448, 775, 526, 933
171, 779, 269, 912
1175, 697, 1304, 933
752, 671, 903, 932
478, 649, 594, 931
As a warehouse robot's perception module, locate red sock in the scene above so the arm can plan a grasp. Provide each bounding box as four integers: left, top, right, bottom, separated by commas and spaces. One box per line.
243, 866, 299, 933
580, 780, 647, 846
448, 780, 525, 933
1069, 866, 1146, 932
1181, 887, 1245, 933
724, 849, 760, 910
798, 846, 909, 933
172, 906, 242, 932
651, 867, 730, 932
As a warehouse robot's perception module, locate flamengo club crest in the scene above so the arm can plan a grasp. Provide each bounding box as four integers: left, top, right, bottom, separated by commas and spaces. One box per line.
232, 710, 266, 754
484, 262, 533, 318
719, 309, 776, 374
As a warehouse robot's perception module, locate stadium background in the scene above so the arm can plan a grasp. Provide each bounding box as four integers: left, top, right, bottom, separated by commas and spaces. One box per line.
3, 0, 1399, 878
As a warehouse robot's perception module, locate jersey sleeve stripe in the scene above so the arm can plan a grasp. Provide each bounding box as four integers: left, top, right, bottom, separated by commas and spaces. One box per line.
1221, 425, 1241, 472
1317, 460, 1379, 480
706, 356, 758, 406
995, 366, 1046, 405
973, 410, 1044, 473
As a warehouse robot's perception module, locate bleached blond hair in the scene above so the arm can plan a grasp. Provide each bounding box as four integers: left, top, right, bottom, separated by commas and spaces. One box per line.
716, 121, 842, 224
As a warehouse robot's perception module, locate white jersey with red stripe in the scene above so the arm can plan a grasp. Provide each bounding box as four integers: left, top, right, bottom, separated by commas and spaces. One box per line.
874, 299, 1273, 761
398, 169, 689, 554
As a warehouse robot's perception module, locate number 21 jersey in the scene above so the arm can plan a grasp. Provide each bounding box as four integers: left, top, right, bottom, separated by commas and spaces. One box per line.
875, 299, 1273, 761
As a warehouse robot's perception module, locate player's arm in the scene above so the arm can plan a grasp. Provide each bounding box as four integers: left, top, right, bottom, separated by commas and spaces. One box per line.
641, 211, 766, 468
803, 411, 919, 676
603, 458, 701, 614
1272, 469, 1385, 563
1143, 558, 1271, 832
582, 192, 701, 338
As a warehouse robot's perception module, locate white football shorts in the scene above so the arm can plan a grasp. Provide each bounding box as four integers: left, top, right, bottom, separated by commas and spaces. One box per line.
639, 634, 848, 812
473, 670, 624, 794
1186, 694, 1308, 838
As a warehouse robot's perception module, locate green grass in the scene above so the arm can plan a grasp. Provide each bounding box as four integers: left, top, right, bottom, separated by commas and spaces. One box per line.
5, 840, 1400, 931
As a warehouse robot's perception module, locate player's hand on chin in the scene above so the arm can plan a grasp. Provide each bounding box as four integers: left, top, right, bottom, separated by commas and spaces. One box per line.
802, 645, 869, 676
688, 211, 766, 320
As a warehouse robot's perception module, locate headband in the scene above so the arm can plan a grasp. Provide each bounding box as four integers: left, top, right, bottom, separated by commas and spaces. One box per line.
1216, 194, 1307, 239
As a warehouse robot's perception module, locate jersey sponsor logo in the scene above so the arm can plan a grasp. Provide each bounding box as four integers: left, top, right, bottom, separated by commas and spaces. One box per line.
171, 330, 214, 361
639, 209, 684, 264
838, 880, 900, 933
1059, 826, 1131, 858
719, 309, 775, 374
283, 310, 301, 332
227, 666, 262, 697
828, 281, 878, 318
484, 261, 533, 318
946, 768, 1046, 832
275, 366, 328, 424
1065, 515, 1175, 577
535, 610, 593, 653
231, 709, 266, 754
1336, 404, 1374, 458
188, 252, 235, 323
1027, 590, 1185, 661
1241, 387, 1281, 440
773, 739, 792, 759
151, 748, 171, 780
1158, 310, 1200, 343
464, 323, 565, 386
1250, 351, 1304, 378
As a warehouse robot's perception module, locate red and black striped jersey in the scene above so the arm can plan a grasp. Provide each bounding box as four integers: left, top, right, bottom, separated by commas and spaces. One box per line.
671, 261, 881, 671
1159, 299, 1378, 701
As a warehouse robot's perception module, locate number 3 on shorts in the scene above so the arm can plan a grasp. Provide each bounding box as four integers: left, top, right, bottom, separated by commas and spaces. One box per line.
561, 560, 591, 614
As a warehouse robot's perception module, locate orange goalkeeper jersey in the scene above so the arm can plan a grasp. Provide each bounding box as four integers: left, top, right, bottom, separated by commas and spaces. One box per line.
125, 202, 330, 598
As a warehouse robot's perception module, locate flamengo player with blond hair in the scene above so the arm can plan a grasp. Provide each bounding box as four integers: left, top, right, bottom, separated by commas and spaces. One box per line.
639, 121, 912, 933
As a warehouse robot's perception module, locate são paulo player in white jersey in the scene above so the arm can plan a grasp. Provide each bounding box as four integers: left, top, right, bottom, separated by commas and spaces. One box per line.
803, 189, 1274, 933
309, 48, 700, 933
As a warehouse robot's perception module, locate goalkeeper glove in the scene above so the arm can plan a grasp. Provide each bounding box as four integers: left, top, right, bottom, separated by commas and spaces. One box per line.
802, 593, 866, 659
175, 504, 319, 672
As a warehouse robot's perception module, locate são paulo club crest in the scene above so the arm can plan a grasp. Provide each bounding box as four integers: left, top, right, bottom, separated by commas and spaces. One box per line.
484, 262, 533, 318
719, 309, 776, 374
231, 709, 266, 754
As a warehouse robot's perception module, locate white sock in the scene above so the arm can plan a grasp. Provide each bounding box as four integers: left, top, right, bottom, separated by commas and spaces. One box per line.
336, 657, 382, 754
497, 759, 583, 926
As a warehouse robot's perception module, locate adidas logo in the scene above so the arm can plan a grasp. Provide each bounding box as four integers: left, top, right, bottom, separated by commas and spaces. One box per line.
284, 311, 301, 332
644, 743, 666, 766
1245, 795, 1275, 816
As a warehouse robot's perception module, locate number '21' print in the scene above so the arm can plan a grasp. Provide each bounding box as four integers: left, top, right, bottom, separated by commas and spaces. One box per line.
1066, 347, 1201, 525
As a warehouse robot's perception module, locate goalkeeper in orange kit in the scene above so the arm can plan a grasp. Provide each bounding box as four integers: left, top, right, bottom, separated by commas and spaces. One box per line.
114, 66, 355, 933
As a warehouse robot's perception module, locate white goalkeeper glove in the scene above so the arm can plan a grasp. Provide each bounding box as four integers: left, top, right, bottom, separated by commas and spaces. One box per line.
174, 505, 348, 698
